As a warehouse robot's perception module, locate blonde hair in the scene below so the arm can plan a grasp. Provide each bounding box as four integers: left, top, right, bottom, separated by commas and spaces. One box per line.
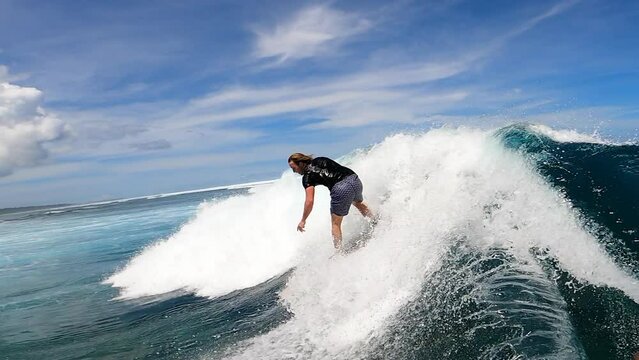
288, 153, 313, 165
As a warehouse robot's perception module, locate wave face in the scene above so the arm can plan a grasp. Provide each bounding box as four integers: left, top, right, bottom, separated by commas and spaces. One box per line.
107, 125, 639, 359
498, 124, 639, 359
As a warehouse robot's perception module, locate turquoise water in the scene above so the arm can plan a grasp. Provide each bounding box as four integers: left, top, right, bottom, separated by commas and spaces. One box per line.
0, 190, 289, 359
1, 125, 638, 359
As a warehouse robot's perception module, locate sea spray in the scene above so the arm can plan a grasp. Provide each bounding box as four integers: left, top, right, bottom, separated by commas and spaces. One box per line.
208, 128, 639, 358
106, 175, 319, 299
105, 126, 638, 359
4, 125, 636, 359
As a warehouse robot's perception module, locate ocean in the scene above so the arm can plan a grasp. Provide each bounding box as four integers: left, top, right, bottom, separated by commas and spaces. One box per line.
1, 124, 637, 359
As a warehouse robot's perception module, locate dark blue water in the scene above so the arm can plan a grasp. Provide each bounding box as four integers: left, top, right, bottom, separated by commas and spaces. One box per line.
499, 124, 639, 360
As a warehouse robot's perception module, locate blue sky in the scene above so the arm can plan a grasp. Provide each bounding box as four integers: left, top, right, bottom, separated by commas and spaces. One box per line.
0, 0, 638, 207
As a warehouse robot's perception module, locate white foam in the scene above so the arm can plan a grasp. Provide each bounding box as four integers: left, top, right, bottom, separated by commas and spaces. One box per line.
530, 124, 607, 144
106, 126, 639, 359
106, 175, 308, 299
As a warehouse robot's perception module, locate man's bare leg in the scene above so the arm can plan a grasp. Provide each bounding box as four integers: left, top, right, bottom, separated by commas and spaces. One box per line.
353, 201, 373, 218
331, 213, 344, 249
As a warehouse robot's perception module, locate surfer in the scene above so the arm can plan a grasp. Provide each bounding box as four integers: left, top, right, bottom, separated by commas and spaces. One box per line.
288, 153, 374, 250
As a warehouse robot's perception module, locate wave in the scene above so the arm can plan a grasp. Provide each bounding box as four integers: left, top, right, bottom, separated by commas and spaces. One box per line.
106, 124, 638, 359
105, 177, 305, 299
500, 124, 639, 268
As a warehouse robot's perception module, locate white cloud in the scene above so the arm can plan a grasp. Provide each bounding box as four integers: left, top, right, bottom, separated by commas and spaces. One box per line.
254, 5, 371, 64
0, 78, 69, 177
0, 64, 30, 83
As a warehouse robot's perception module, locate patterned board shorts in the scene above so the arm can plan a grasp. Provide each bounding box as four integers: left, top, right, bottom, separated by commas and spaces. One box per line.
330, 174, 364, 216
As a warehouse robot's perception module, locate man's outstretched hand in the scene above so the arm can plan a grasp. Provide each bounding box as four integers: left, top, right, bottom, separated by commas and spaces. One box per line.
297, 220, 306, 232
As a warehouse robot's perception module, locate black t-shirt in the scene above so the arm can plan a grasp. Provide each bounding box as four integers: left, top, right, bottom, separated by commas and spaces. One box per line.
302, 157, 355, 190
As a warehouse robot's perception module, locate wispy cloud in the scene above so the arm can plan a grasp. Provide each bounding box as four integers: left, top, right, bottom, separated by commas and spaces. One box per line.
171, 60, 471, 129
171, 1, 581, 130
253, 5, 372, 64
2, 0, 616, 207
109, 152, 238, 173
53, 103, 264, 160
129, 139, 172, 151
516, 0, 581, 36
4, 0, 580, 170
477, 0, 582, 58
0, 161, 89, 184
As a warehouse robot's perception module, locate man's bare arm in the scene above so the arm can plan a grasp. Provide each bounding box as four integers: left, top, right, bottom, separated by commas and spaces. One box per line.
297, 186, 315, 232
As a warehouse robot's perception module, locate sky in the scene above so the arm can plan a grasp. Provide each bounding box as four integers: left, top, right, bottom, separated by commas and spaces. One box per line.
0, 0, 638, 208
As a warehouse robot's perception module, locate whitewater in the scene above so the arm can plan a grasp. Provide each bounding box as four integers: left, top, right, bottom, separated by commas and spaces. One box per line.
101, 125, 639, 359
